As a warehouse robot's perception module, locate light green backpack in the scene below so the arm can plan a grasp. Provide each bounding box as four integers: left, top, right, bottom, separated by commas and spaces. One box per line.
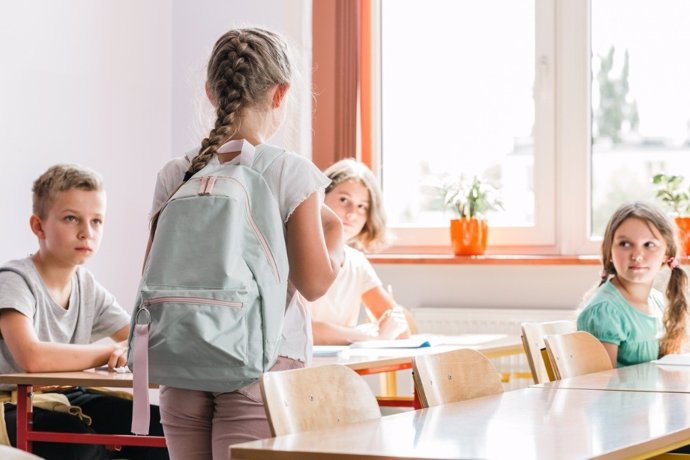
128, 142, 288, 434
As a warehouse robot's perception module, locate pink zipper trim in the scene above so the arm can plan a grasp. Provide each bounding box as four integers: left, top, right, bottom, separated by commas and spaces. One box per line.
144, 296, 242, 308
198, 176, 218, 195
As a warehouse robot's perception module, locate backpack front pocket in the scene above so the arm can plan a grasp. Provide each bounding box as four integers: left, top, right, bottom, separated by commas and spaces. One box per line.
141, 289, 250, 374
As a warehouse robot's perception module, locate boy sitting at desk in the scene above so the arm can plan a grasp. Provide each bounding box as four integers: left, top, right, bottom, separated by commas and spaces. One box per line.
0, 164, 167, 460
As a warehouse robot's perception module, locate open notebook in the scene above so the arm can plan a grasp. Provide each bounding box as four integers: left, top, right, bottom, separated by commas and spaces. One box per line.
312, 338, 430, 355
313, 334, 511, 355
349, 337, 432, 349
312, 346, 349, 357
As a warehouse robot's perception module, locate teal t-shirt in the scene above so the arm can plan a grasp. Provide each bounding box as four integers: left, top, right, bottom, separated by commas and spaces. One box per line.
577, 279, 664, 367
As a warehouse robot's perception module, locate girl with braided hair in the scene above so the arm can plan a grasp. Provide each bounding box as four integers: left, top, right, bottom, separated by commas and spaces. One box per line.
150, 28, 344, 458
578, 201, 688, 368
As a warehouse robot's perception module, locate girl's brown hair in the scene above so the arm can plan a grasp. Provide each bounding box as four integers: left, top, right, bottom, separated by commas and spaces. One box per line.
600, 201, 688, 356
324, 158, 390, 252
185, 28, 292, 180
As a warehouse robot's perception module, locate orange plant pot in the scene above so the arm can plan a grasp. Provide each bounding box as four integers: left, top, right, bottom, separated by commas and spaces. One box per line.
675, 216, 690, 257
450, 218, 488, 256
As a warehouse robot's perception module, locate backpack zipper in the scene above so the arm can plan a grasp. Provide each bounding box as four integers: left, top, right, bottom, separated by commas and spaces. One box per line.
144, 296, 242, 308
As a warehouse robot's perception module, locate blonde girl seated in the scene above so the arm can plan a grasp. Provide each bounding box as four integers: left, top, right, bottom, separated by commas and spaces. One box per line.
577, 201, 688, 367
307, 159, 410, 345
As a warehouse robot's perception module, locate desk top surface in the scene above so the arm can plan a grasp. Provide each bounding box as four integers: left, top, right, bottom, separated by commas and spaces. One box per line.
230, 387, 690, 460
312, 334, 522, 370
0, 368, 135, 387
541, 361, 690, 393
0, 334, 522, 387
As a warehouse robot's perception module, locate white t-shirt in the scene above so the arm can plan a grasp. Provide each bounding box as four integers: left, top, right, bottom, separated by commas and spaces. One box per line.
151, 145, 330, 363
306, 246, 382, 327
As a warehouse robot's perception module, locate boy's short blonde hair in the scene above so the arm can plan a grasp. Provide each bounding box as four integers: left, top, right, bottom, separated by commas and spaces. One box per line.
32, 164, 104, 218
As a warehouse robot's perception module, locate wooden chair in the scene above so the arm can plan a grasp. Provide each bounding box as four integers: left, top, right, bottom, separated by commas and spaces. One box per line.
260, 364, 381, 436
544, 330, 613, 380
520, 320, 577, 384
412, 348, 503, 408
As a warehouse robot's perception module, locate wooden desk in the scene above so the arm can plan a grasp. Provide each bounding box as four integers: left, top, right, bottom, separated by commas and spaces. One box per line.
313, 334, 523, 406
0, 336, 521, 454
0, 369, 166, 453
540, 362, 690, 393
230, 387, 690, 460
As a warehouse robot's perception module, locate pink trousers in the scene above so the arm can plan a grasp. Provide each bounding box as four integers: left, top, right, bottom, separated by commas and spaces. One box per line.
159, 356, 303, 460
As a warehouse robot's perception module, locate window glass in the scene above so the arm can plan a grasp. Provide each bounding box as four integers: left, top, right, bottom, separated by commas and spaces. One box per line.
591, 0, 690, 236
380, 0, 536, 228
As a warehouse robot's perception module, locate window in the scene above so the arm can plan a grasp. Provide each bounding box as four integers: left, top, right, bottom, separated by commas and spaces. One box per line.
590, 0, 690, 237
373, 0, 690, 254
377, 0, 555, 252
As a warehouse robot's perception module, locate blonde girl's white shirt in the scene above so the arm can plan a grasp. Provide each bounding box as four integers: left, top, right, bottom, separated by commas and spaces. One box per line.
305, 245, 382, 327
150, 146, 330, 364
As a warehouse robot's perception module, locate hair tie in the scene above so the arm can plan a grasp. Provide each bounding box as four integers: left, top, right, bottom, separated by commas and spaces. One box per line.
667, 257, 680, 270
600, 268, 609, 279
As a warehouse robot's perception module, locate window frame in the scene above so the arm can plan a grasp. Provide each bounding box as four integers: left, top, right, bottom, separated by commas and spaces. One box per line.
368, 0, 599, 256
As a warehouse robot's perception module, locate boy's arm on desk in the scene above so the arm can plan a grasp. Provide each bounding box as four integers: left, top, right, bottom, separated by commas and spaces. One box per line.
0, 310, 124, 373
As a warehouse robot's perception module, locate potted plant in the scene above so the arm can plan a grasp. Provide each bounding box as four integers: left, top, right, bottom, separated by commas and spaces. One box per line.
429, 175, 503, 255
652, 173, 690, 255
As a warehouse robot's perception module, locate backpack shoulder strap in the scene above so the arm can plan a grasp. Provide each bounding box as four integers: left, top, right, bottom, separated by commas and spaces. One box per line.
252, 143, 287, 174
214, 139, 286, 175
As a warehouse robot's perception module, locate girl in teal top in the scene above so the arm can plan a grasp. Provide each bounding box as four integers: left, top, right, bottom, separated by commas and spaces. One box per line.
577, 201, 688, 368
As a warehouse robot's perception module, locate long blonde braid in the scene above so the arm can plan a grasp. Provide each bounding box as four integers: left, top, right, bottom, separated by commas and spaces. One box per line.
185, 28, 292, 181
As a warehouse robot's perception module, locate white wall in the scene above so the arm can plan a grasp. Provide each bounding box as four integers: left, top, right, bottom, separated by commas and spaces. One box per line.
0, 0, 310, 311
1, 0, 599, 315
373, 264, 597, 311
1, 0, 172, 309
171, 0, 312, 157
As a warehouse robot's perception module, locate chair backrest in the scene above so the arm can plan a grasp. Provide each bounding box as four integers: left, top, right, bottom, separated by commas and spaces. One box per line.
412, 348, 503, 408
0, 445, 45, 459
521, 320, 577, 384
260, 364, 381, 437
544, 331, 613, 380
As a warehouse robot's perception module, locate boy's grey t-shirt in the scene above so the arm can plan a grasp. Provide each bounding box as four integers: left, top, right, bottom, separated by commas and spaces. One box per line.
0, 257, 130, 379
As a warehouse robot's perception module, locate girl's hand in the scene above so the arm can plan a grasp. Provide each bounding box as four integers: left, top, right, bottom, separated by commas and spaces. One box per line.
377, 308, 409, 340
107, 342, 128, 371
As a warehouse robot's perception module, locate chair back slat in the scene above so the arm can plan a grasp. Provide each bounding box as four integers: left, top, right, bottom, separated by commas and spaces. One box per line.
544, 331, 613, 380
413, 348, 503, 408
521, 320, 577, 383
260, 364, 381, 437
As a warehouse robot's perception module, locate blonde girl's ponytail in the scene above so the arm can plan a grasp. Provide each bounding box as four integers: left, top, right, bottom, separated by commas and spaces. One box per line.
660, 260, 689, 356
